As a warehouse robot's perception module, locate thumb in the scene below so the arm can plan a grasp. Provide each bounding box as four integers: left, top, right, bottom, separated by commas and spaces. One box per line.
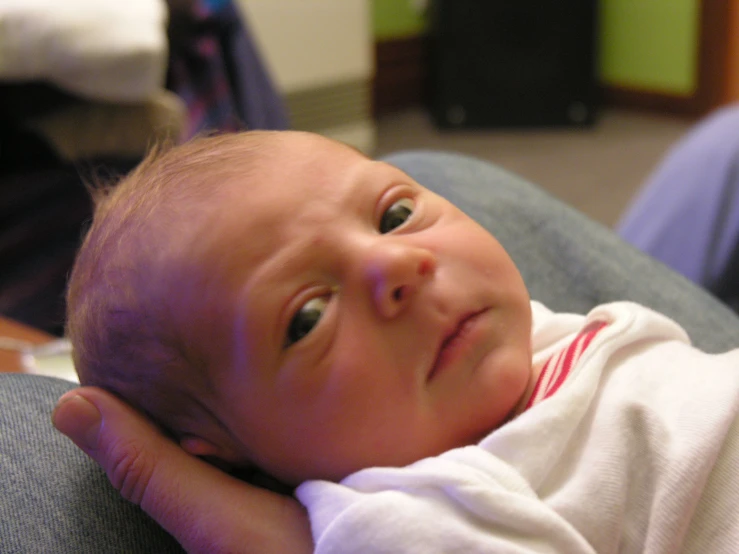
52, 389, 105, 453
52, 387, 160, 503
52, 387, 314, 554
52, 386, 220, 520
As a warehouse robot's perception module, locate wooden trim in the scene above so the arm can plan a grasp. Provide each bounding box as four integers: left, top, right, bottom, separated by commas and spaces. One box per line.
723, 0, 739, 101
605, 0, 731, 117
373, 35, 429, 116
695, 0, 730, 111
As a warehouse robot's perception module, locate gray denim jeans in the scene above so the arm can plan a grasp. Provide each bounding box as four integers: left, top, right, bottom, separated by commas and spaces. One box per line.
2, 151, 737, 553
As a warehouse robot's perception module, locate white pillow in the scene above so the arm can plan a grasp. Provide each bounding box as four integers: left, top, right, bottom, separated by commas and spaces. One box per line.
0, 0, 168, 102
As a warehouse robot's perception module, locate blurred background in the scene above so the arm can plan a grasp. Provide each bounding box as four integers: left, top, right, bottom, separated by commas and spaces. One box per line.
2, 0, 737, 333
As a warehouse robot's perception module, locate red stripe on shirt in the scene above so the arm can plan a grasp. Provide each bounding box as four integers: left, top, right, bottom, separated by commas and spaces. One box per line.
525, 320, 608, 410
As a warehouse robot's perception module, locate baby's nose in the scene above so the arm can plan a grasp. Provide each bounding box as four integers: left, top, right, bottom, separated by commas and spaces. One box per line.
364, 242, 436, 318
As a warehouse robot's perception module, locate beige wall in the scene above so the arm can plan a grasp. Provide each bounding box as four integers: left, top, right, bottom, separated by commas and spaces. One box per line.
234, 0, 376, 152
235, 0, 372, 93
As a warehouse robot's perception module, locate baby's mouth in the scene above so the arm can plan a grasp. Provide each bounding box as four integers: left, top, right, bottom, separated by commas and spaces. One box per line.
427, 309, 488, 382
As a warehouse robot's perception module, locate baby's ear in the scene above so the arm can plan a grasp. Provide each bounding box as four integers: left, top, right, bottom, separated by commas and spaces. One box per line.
179, 434, 222, 458
179, 434, 245, 471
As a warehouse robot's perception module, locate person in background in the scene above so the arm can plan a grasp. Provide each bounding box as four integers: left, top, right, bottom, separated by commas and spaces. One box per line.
618, 104, 739, 312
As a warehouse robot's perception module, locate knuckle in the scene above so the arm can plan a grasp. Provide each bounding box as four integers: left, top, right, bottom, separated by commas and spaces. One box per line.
105, 438, 155, 505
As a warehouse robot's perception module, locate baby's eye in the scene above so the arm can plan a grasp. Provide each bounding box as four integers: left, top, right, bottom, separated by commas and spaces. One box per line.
379, 197, 415, 233
284, 296, 329, 348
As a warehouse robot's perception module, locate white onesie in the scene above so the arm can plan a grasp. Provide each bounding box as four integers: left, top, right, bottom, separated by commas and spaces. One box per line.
297, 301, 739, 553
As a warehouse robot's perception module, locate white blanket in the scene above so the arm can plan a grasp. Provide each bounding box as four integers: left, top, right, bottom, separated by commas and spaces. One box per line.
0, 0, 168, 102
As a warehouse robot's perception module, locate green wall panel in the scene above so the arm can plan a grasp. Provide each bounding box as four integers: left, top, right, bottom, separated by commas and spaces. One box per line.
600, 0, 699, 95
373, 0, 427, 40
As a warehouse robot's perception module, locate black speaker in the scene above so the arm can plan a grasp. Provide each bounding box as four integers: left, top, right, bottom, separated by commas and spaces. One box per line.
429, 0, 599, 128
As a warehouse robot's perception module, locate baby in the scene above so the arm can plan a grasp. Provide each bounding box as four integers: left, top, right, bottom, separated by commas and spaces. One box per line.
67, 130, 739, 552
67, 130, 534, 483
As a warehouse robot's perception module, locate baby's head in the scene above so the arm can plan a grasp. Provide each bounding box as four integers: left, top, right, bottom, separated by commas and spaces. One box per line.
67, 130, 533, 485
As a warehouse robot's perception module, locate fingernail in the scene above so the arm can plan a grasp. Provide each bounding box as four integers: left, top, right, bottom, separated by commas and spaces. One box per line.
52, 392, 102, 450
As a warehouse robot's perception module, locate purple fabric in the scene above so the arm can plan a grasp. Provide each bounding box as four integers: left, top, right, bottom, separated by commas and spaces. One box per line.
617, 104, 739, 287
167, 0, 289, 138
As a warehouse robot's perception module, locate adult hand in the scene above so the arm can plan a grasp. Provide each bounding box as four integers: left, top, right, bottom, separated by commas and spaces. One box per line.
52, 387, 313, 554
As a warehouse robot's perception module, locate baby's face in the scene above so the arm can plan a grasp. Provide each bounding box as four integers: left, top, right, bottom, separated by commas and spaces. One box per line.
204, 132, 532, 484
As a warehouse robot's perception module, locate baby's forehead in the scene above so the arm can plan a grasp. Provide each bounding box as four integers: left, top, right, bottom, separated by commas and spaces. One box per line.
218, 135, 376, 202
201, 145, 413, 265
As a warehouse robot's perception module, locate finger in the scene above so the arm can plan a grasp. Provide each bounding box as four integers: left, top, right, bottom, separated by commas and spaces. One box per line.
53, 388, 313, 554
53, 387, 162, 503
